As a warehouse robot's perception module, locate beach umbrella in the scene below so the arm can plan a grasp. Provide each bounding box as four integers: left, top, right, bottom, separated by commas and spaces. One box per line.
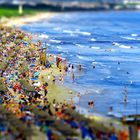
34, 72, 40, 77
31, 77, 38, 81
30, 64, 36, 67
18, 99, 25, 103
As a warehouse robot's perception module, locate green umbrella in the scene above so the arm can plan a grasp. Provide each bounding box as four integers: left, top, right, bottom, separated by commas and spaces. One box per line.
18, 99, 25, 103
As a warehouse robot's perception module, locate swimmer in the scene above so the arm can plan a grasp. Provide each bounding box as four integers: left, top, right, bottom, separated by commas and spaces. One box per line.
78, 64, 82, 71
93, 65, 96, 69
124, 95, 127, 103
72, 64, 74, 70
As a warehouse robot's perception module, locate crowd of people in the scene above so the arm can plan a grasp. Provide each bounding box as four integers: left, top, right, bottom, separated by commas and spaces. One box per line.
0, 25, 129, 140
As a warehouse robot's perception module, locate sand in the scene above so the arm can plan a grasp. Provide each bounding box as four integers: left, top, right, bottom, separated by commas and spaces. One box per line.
3, 12, 56, 27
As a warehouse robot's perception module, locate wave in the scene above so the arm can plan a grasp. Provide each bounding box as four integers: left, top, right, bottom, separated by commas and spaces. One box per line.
91, 46, 100, 50
112, 42, 120, 46
106, 76, 111, 79
56, 46, 62, 49
49, 39, 61, 43
92, 61, 106, 67
75, 30, 91, 36
38, 34, 49, 39
77, 55, 94, 61
113, 42, 131, 49
53, 27, 61, 31
91, 38, 96, 41
131, 34, 138, 37
76, 44, 85, 48
121, 36, 140, 41
119, 45, 131, 49
63, 30, 73, 34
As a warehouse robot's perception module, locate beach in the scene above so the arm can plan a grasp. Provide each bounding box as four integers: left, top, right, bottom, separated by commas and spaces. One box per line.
0, 10, 132, 139
2, 12, 56, 27
21, 11, 140, 116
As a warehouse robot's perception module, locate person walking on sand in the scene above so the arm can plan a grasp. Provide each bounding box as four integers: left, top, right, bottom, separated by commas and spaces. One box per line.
72, 73, 75, 83
68, 64, 71, 73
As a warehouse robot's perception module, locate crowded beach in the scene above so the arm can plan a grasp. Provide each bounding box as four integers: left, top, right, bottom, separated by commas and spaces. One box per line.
0, 25, 129, 140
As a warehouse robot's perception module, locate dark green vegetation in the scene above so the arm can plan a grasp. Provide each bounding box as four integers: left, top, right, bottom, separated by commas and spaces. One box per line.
0, 5, 46, 18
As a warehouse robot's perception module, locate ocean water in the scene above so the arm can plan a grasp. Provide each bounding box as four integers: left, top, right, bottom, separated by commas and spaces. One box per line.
22, 11, 140, 115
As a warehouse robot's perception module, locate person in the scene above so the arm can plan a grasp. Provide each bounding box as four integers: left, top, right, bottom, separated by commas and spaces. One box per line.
78, 64, 82, 71
52, 75, 56, 83
47, 74, 51, 81
124, 94, 127, 103
44, 87, 48, 96
126, 72, 130, 74
108, 106, 114, 116
72, 64, 74, 70
72, 73, 75, 83
93, 65, 96, 69
88, 100, 94, 109
68, 64, 71, 73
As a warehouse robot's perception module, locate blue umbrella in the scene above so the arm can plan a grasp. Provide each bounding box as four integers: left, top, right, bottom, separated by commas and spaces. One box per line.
34, 72, 40, 77
30, 64, 36, 67
31, 77, 38, 81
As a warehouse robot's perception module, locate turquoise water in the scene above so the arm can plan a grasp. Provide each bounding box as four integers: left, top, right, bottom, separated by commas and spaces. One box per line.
22, 11, 140, 115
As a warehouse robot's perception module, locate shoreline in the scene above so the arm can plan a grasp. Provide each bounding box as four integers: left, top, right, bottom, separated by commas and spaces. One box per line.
0, 11, 79, 105
2, 12, 56, 27
0, 13, 130, 139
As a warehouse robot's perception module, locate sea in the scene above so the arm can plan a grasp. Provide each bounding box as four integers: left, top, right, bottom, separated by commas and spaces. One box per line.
22, 11, 140, 116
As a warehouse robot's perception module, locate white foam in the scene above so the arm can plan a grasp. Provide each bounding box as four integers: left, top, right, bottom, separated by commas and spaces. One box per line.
53, 27, 61, 31
56, 46, 62, 49
63, 30, 73, 34
121, 36, 136, 40
131, 34, 138, 37
107, 76, 111, 79
76, 44, 85, 48
91, 46, 100, 50
112, 42, 120, 46
91, 38, 96, 41
119, 45, 131, 49
75, 30, 91, 36
38, 34, 49, 39
77, 55, 85, 60
77, 55, 94, 61
49, 39, 61, 43
121, 36, 140, 41
92, 61, 104, 67
95, 90, 101, 94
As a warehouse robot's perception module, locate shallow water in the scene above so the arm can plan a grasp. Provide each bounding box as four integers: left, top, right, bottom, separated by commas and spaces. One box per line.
22, 11, 140, 115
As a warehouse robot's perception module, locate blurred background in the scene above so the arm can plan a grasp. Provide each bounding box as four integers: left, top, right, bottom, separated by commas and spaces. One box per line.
0, 0, 140, 17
